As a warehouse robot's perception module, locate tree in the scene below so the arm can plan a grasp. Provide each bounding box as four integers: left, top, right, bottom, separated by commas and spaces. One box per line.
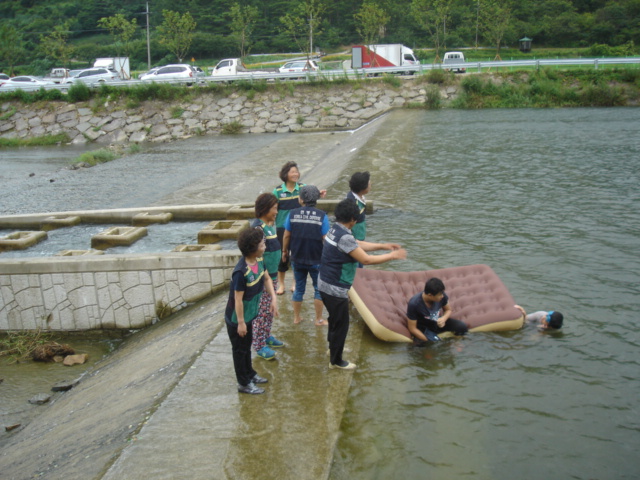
354, 1, 390, 46
0, 24, 25, 75
411, 0, 454, 60
97, 14, 138, 58
39, 21, 74, 67
280, 0, 326, 60
229, 3, 259, 58
479, 0, 514, 59
157, 10, 197, 63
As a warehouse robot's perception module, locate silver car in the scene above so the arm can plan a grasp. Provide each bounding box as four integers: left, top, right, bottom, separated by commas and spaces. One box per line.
67, 68, 120, 86
140, 64, 199, 85
0, 76, 55, 90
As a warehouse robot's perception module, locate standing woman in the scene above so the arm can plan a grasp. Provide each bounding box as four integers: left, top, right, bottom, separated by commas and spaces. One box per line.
251, 193, 285, 360
225, 227, 278, 394
272, 161, 305, 296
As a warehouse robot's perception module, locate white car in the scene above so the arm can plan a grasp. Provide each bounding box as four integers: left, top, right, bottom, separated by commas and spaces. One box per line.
140, 64, 198, 84
67, 68, 120, 86
0, 76, 55, 90
278, 60, 319, 73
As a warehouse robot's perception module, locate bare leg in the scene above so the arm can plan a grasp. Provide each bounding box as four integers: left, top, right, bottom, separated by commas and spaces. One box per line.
314, 299, 327, 326
292, 300, 303, 324
276, 271, 286, 295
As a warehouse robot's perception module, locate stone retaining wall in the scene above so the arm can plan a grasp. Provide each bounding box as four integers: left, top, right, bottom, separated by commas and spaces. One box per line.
0, 80, 455, 144
0, 251, 240, 331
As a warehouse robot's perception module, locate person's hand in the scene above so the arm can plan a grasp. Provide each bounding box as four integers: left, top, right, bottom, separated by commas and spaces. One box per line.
437, 317, 446, 328
386, 243, 402, 250
270, 300, 279, 317
281, 250, 288, 262
319, 189, 327, 198
393, 248, 407, 260
514, 305, 526, 317
237, 321, 247, 337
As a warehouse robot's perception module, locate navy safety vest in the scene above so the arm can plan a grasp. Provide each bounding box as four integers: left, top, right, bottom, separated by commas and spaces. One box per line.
288, 206, 326, 265
319, 223, 359, 292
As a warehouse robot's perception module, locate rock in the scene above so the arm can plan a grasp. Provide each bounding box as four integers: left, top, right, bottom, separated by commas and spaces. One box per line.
5, 424, 21, 432
52, 380, 79, 392
63, 354, 88, 366
29, 393, 52, 405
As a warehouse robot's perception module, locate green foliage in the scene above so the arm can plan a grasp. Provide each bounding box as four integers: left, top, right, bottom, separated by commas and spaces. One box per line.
157, 10, 197, 63
67, 82, 92, 102
588, 41, 636, 57
73, 148, 118, 165
0, 330, 56, 364
424, 85, 442, 109
0, 133, 70, 148
221, 120, 243, 134
382, 74, 402, 88
170, 106, 185, 118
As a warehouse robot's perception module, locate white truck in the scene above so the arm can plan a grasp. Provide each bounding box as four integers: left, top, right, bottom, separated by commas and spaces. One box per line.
442, 51, 466, 73
351, 44, 420, 73
93, 57, 131, 80
211, 58, 278, 77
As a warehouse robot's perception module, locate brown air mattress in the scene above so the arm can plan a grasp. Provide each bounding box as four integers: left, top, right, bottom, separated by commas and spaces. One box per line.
349, 264, 524, 342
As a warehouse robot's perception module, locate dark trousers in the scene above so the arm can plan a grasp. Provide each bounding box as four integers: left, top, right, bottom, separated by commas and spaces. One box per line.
276, 227, 290, 273
320, 291, 350, 366
226, 320, 257, 386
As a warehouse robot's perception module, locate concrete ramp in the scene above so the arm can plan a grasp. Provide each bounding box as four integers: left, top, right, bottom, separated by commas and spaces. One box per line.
0, 289, 362, 480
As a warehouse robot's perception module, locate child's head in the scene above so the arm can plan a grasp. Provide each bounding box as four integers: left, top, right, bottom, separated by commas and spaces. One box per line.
545, 311, 564, 329
279, 161, 300, 183
349, 171, 371, 195
238, 227, 265, 257
334, 198, 360, 224
254, 193, 278, 219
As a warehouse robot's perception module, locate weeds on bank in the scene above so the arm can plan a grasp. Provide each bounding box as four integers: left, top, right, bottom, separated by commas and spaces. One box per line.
0, 133, 70, 148
451, 68, 633, 108
221, 120, 243, 134
0, 329, 55, 364
73, 148, 118, 166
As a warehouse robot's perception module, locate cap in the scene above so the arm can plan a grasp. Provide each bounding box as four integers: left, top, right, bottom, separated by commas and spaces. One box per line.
300, 185, 320, 204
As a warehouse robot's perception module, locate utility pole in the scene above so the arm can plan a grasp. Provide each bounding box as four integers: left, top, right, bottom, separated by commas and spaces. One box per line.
309, 12, 313, 60
146, 1, 151, 69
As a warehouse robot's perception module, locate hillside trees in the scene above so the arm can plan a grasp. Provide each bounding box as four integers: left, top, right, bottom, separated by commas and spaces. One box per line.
157, 10, 197, 63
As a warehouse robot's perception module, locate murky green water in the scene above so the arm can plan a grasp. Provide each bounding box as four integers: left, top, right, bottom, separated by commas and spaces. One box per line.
329, 108, 640, 479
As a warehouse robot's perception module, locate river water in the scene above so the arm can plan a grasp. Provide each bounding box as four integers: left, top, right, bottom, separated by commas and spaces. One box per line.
1, 107, 639, 479
328, 108, 640, 480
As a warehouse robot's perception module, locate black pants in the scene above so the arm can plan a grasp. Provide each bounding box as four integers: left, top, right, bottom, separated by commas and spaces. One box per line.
226, 320, 257, 386
320, 291, 350, 366
276, 227, 290, 273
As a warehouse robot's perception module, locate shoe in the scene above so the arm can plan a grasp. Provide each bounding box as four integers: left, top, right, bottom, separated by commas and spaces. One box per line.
257, 346, 276, 360
238, 382, 265, 394
266, 336, 284, 348
329, 360, 357, 370
252, 374, 268, 384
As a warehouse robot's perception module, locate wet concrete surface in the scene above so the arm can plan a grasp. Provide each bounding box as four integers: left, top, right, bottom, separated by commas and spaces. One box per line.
0, 115, 391, 479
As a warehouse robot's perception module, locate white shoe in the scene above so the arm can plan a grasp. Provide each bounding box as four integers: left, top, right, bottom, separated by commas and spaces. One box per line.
329, 361, 356, 370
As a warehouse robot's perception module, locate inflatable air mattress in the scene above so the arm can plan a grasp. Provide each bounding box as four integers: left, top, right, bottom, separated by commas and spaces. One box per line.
349, 264, 524, 342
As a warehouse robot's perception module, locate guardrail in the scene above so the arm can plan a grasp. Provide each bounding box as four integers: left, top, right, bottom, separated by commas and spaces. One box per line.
2, 57, 639, 93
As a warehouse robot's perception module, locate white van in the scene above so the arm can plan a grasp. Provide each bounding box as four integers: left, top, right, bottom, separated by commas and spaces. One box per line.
443, 51, 466, 73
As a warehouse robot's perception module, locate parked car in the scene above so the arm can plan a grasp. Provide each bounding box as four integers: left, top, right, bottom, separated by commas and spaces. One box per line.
66, 68, 120, 86
278, 60, 319, 73
140, 64, 198, 84
0, 76, 54, 90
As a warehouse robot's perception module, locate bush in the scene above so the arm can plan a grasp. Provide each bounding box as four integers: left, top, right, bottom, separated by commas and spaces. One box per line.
67, 82, 92, 102
424, 85, 442, 109
73, 148, 118, 166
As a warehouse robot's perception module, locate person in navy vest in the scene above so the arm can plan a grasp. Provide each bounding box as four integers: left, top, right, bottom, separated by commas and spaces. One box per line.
282, 185, 330, 326
318, 199, 407, 370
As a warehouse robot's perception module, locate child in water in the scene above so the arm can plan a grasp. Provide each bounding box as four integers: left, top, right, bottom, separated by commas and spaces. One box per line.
515, 305, 564, 330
